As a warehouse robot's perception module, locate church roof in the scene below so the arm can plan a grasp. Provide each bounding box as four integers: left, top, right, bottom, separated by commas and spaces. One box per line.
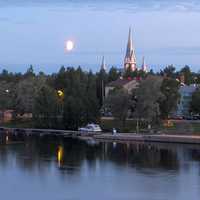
107, 78, 137, 87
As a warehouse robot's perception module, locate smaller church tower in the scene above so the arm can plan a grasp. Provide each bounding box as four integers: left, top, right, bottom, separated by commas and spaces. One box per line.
141, 56, 148, 72
101, 56, 106, 71
124, 28, 137, 71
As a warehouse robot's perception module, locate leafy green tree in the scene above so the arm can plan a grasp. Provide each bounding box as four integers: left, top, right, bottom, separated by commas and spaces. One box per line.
190, 88, 200, 114
160, 65, 176, 78
135, 75, 164, 125
85, 72, 100, 122
61, 68, 100, 130
108, 67, 120, 82
14, 76, 46, 115
24, 65, 35, 77
33, 84, 61, 128
159, 78, 180, 119
0, 81, 13, 110
63, 96, 85, 130
180, 65, 192, 85
106, 89, 131, 128
96, 68, 108, 106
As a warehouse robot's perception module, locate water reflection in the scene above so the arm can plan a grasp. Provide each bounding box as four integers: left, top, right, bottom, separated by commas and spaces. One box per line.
0, 137, 200, 199
0, 137, 200, 174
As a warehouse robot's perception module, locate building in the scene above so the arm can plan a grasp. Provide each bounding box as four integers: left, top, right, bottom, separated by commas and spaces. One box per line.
105, 78, 139, 98
176, 85, 198, 116
101, 56, 106, 71
124, 28, 148, 72
0, 110, 13, 123
124, 28, 137, 71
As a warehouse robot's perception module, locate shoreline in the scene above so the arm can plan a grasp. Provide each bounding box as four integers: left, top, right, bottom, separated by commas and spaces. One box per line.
93, 133, 200, 145
1, 127, 200, 145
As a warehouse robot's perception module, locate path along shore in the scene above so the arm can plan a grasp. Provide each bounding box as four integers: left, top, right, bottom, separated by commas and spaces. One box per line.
1, 127, 200, 145
93, 133, 200, 145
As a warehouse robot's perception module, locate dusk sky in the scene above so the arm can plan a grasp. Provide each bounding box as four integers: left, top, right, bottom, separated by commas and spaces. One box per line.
1, 0, 200, 73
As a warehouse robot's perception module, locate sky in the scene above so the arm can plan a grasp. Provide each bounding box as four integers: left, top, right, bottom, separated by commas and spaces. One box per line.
0, 0, 200, 73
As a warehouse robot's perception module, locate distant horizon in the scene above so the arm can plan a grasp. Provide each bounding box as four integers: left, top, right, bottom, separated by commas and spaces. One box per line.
0, 62, 199, 74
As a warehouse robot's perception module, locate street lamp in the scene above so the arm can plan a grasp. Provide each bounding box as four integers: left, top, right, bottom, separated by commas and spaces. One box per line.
57, 90, 64, 98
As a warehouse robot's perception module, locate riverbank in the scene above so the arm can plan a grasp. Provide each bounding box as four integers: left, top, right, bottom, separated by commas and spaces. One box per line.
93, 133, 200, 144
1, 126, 200, 145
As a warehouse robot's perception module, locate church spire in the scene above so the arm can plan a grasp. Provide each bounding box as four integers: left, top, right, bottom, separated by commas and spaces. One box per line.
124, 27, 137, 71
101, 56, 106, 71
141, 56, 148, 72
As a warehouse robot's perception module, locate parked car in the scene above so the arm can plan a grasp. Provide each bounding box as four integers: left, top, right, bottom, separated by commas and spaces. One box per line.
192, 115, 199, 120
78, 123, 102, 133
169, 116, 183, 120
183, 116, 193, 120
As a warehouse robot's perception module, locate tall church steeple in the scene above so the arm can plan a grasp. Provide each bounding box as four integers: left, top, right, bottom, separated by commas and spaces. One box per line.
124, 27, 137, 71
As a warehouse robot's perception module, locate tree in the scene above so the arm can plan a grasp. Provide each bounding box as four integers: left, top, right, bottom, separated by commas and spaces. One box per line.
85, 71, 100, 122
14, 76, 46, 115
160, 65, 176, 78
180, 65, 192, 85
190, 88, 200, 114
0, 81, 13, 110
106, 89, 131, 128
63, 95, 85, 130
62, 68, 100, 130
108, 67, 120, 82
159, 78, 180, 119
0, 81, 13, 121
96, 68, 108, 106
135, 75, 164, 125
24, 65, 35, 77
33, 84, 61, 128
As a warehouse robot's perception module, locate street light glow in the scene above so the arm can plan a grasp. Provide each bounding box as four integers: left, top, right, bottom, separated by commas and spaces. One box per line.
57, 90, 64, 97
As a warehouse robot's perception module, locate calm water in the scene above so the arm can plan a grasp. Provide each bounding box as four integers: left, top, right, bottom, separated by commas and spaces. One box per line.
0, 137, 200, 200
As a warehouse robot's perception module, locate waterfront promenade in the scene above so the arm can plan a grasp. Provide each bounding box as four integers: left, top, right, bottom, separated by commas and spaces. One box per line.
94, 133, 200, 144
1, 127, 200, 145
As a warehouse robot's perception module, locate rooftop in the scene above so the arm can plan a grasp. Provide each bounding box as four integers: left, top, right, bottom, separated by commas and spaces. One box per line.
107, 78, 138, 87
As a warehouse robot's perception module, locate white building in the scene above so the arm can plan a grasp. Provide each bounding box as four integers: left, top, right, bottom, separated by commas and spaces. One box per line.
176, 85, 198, 116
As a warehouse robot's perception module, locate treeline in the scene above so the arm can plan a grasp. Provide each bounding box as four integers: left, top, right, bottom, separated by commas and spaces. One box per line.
0, 64, 200, 130
0, 65, 120, 129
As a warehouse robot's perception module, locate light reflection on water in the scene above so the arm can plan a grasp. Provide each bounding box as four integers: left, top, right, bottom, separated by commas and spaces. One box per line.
0, 137, 200, 199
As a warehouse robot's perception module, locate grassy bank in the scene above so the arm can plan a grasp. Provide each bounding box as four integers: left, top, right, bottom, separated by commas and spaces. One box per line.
100, 118, 150, 133
101, 118, 200, 135
0, 119, 34, 129
1, 118, 200, 136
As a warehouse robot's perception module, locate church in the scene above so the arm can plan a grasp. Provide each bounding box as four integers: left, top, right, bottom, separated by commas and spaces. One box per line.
101, 28, 148, 73
103, 28, 147, 98
124, 28, 147, 72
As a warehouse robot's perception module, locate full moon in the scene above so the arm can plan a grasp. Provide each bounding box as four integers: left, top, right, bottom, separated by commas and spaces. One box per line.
65, 40, 74, 51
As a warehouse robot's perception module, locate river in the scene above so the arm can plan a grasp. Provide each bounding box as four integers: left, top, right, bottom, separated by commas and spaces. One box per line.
0, 137, 200, 199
